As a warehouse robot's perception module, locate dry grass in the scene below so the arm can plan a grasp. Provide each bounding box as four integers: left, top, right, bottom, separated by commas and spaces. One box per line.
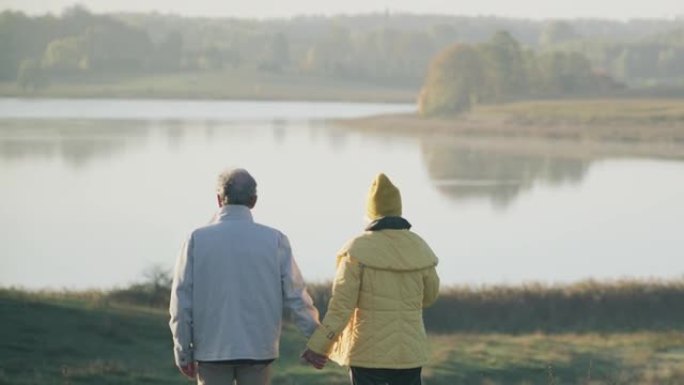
426, 332, 684, 385
338, 99, 684, 142
479, 99, 684, 126
307, 278, 684, 334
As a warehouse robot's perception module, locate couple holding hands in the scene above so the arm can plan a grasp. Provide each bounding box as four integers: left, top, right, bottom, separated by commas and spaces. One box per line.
170, 169, 439, 385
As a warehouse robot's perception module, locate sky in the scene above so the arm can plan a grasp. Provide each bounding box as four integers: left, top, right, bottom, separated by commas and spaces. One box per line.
1, 0, 683, 20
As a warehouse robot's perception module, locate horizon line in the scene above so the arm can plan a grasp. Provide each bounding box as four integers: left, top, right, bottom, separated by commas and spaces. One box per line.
2, 6, 684, 23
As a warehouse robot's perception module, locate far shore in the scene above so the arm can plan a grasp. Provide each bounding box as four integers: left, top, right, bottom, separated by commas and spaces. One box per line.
336, 99, 684, 143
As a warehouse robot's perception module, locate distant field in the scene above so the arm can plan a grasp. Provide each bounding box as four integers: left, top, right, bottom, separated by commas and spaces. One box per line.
0, 69, 416, 103
1, 287, 683, 385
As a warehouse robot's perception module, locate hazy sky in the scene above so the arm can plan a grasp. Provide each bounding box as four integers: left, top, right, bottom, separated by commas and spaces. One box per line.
1, 0, 683, 20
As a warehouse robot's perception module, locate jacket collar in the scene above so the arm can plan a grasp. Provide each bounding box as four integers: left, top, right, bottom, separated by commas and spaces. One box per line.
217, 205, 254, 222
365, 216, 411, 231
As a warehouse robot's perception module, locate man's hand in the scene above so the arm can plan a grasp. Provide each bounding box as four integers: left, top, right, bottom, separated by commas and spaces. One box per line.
301, 348, 328, 370
178, 362, 197, 379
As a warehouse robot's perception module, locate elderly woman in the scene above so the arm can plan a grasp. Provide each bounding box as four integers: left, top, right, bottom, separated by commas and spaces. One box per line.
302, 173, 440, 385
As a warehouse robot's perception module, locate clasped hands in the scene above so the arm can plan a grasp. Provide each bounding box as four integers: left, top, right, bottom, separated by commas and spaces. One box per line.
176, 349, 327, 379
300, 348, 328, 369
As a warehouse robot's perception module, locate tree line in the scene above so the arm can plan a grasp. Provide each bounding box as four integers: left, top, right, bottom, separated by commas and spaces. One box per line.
2, 6, 684, 95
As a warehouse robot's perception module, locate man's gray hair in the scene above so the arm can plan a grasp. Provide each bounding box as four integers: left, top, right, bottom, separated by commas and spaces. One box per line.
217, 168, 257, 206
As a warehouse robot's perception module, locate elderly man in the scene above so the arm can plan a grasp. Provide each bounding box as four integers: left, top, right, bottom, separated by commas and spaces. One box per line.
169, 168, 322, 385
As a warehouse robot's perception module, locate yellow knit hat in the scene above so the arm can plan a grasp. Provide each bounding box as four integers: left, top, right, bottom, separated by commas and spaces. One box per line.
366, 173, 402, 220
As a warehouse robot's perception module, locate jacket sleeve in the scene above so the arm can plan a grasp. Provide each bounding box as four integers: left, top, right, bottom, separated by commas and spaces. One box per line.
280, 233, 320, 338
422, 266, 440, 307
306, 253, 362, 355
169, 234, 194, 367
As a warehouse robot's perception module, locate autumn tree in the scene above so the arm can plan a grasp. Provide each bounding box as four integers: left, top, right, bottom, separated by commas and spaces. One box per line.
41, 36, 88, 74
419, 31, 622, 116
418, 44, 484, 116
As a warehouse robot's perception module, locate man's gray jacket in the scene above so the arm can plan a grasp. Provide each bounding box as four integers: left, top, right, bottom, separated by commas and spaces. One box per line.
169, 205, 320, 367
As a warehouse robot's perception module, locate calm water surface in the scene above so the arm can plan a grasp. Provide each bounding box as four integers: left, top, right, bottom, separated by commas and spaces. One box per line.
1, 98, 683, 289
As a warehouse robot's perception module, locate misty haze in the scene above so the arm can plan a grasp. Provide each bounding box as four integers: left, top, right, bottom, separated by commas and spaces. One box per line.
1, 1, 683, 385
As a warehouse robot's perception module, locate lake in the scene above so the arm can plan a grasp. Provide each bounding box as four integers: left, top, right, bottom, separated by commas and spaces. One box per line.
1, 98, 683, 289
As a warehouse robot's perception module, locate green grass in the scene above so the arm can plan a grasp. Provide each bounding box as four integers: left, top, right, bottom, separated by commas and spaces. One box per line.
0, 290, 178, 385
0, 69, 416, 103
2, 288, 683, 385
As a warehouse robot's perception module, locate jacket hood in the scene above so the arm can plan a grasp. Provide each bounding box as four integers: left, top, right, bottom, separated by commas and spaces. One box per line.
341, 230, 438, 271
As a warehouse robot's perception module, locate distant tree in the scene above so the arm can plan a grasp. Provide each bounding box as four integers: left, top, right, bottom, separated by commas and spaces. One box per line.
539, 21, 579, 46
302, 45, 325, 73
479, 31, 528, 102
612, 45, 663, 82
522, 49, 545, 96
301, 26, 353, 76
648, 27, 684, 46
17, 58, 47, 91
41, 36, 88, 74
536, 51, 594, 94
657, 47, 684, 77
151, 30, 183, 71
196, 46, 226, 70
259, 32, 290, 72
143, 264, 172, 292
61, 4, 91, 20
418, 44, 484, 116
0, 10, 49, 81
613, 48, 631, 80
430, 24, 459, 49
82, 24, 151, 73
0, 11, 22, 80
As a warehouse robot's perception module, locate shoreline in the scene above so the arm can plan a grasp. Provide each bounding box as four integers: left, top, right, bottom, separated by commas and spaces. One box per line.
0, 69, 418, 104
335, 99, 684, 142
0, 92, 415, 105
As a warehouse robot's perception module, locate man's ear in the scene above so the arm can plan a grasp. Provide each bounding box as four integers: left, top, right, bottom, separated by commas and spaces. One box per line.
217, 195, 223, 208
248, 195, 258, 209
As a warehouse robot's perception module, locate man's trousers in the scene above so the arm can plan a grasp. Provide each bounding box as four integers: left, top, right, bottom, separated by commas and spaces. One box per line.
197, 361, 272, 385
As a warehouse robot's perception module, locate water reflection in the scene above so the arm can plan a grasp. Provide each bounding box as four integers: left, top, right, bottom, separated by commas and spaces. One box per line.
0, 119, 679, 210
421, 137, 591, 208
271, 120, 287, 145
0, 119, 259, 168
0, 120, 150, 168
2, 113, 684, 288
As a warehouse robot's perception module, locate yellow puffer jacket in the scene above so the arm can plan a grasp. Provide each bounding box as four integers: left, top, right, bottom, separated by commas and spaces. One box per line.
307, 229, 440, 369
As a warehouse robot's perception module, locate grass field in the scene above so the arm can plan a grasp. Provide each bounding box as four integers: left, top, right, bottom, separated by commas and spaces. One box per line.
0, 69, 416, 103
1, 288, 683, 385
